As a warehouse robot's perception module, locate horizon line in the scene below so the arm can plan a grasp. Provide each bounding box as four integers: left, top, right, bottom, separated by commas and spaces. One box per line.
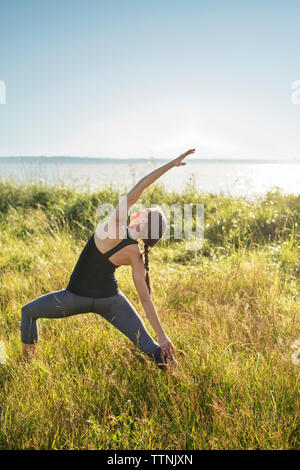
0, 156, 299, 163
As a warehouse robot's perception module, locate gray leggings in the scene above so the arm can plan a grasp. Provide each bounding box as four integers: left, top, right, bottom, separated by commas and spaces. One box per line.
21, 289, 167, 369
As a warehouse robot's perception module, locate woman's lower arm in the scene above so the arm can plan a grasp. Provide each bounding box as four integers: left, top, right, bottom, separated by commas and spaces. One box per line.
141, 298, 168, 342
128, 160, 175, 204
127, 149, 195, 206
139, 160, 174, 191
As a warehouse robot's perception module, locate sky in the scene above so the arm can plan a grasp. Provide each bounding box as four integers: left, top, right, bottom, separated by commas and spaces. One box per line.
0, 0, 300, 159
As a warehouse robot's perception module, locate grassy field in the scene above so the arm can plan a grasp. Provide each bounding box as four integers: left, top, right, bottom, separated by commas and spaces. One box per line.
0, 179, 299, 450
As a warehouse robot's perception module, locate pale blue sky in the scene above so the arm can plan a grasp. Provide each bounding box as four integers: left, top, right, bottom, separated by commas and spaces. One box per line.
0, 0, 300, 159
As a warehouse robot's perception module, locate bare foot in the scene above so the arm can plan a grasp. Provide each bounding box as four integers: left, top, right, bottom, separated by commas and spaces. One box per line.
22, 343, 37, 359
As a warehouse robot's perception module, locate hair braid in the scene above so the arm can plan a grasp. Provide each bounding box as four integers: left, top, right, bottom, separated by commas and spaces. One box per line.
143, 242, 151, 295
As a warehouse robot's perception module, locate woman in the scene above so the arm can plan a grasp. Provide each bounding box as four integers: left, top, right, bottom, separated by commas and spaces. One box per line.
21, 148, 195, 369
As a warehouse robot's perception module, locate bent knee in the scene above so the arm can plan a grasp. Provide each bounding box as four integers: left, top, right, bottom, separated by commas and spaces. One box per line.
21, 303, 36, 320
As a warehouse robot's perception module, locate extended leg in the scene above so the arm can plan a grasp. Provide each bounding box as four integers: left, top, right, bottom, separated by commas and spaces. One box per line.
93, 291, 167, 369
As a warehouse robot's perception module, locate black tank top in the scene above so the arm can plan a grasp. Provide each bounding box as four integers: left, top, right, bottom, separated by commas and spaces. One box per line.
66, 228, 138, 298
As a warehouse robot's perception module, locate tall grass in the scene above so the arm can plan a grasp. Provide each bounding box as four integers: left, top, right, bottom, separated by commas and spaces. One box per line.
0, 180, 299, 449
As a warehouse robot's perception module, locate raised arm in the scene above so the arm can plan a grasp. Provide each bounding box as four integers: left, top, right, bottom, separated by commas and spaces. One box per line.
111, 149, 195, 225
95, 148, 195, 238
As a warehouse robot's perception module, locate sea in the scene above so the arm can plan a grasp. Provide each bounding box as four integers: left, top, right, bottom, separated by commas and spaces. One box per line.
0, 157, 299, 199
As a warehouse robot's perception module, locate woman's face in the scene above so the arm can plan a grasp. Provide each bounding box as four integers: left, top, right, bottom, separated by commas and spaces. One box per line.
128, 209, 150, 237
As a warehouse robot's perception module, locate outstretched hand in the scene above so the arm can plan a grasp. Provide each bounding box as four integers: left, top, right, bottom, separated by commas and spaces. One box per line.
159, 336, 176, 360
172, 148, 195, 167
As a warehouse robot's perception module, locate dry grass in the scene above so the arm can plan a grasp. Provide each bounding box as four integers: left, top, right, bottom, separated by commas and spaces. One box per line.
0, 181, 299, 449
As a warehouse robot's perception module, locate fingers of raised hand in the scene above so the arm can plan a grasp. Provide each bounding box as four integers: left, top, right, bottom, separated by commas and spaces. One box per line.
182, 148, 195, 157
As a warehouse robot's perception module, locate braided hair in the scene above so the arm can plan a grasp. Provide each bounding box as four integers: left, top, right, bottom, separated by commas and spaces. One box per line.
141, 209, 167, 296
143, 242, 151, 295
